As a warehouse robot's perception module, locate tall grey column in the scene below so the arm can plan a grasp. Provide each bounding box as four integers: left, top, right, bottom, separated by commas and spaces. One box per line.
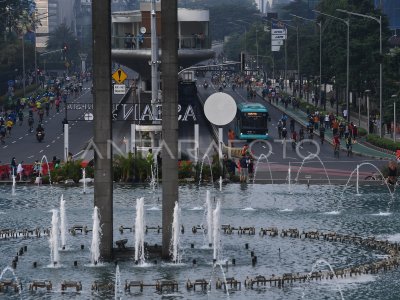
161, 0, 178, 259
92, 0, 113, 259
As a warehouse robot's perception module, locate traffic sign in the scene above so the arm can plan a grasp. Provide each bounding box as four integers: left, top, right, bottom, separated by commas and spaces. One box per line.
114, 84, 126, 95
272, 40, 283, 46
271, 29, 286, 35
271, 46, 281, 52
112, 68, 128, 84
272, 34, 286, 40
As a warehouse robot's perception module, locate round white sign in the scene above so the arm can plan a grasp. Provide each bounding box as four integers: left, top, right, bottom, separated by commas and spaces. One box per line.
140, 27, 146, 34
84, 113, 94, 121
204, 92, 237, 126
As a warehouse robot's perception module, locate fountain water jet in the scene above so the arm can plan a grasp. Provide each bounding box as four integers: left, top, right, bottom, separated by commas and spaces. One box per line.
49, 209, 60, 266
59, 194, 67, 249
198, 154, 214, 186
287, 162, 292, 194
114, 265, 122, 299
206, 190, 213, 246
11, 174, 16, 196
294, 154, 331, 186
340, 162, 394, 211
301, 258, 344, 300
213, 200, 221, 261
170, 201, 182, 263
82, 168, 87, 194
134, 197, 145, 265
252, 153, 274, 184
90, 206, 102, 265
40, 155, 52, 186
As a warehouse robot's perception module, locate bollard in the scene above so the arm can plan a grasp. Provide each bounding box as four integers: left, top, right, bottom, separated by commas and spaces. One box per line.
19, 248, 23, 256
213, 259, 217, 265
62, 246, 65, 250
135, 260, 139, 265
181, 225, 185, 234
153, 260, 157, 265
250, 251, 254, 257
24, 246, 27, 252
232, 258, 236, 265
14, 256, 18, 262
209, 243, 212, 248
94, 261, 98, 266
33, 262, 37, 268
192, 259, 197, 265
81, 245, 84, 250
12, 261, 17, 269
245, 243, 249, 249
74, 261, 78, 267
53, 262, 58, 267
191, 243, 194, 249
225, 260, 229, 271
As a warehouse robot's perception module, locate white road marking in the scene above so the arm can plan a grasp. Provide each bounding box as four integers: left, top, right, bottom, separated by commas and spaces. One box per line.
12, 141, 16, 144
39, 150, 44, 153
19, 137, 23, 140
52, 140, 55, 143
3, 145, 7, 149
27, 155, 34, 159
46, 145, 50, 148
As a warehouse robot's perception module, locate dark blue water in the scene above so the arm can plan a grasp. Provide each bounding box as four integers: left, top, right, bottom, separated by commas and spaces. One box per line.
0, 182, 399, 299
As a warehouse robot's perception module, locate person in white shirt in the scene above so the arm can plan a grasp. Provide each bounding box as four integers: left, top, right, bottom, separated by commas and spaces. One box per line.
17, 162, 24, 181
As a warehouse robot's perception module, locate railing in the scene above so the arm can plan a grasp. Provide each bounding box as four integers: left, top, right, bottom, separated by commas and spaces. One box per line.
111, 35, 211, 50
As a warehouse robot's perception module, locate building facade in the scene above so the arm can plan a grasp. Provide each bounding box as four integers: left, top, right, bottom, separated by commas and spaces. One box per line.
35, 0, 74, 50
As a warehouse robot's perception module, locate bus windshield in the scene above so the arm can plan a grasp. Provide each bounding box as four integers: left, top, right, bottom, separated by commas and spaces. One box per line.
241, 112, 267, 129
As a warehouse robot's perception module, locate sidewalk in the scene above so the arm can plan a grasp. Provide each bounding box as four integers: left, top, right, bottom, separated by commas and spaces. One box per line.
259, 92, 396, 160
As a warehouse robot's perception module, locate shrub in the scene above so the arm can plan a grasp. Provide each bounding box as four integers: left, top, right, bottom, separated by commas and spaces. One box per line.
366, 134, 400, 152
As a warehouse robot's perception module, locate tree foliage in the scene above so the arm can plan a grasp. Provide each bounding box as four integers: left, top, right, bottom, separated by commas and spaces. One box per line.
46, 24, 80, 67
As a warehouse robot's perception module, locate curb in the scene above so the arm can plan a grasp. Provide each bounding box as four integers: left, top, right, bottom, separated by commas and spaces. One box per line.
256, 91, 394, 160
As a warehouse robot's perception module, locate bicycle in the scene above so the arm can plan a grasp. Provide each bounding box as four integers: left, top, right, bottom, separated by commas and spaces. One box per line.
346, 144, 353, 157
333, 144, 340, 158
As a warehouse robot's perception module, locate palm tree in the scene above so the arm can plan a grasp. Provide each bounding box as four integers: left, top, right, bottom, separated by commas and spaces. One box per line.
46, 24, 80, 67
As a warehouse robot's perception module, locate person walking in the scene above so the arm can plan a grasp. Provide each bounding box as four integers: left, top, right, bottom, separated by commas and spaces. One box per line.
10, 157, 17, 177
239, 154, 248, 183
228, 128, 235, 147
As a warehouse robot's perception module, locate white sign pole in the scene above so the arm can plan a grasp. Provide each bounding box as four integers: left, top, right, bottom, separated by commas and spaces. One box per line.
131, 123, 136, 154
64, 124, 69, 162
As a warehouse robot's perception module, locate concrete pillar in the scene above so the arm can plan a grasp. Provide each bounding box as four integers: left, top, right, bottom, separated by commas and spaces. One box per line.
161, 0, 178, 259
92, 0, 113, 259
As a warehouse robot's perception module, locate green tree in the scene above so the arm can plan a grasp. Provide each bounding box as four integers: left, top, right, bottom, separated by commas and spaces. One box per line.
45, 24, 80, 71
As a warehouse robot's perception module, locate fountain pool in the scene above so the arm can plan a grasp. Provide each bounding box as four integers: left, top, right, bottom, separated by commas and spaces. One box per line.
0, 183, 399, 299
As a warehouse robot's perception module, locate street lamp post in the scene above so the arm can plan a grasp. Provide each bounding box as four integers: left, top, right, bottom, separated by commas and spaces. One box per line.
290, 14, 321, 105
391, 94, 397, 143
337, 9, 382, 137
365, 89, 371, 134
314, 10, 349, 122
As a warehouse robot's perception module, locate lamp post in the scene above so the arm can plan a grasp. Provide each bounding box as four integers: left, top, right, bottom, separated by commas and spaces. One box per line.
365, 89, 371, 134
271, 18, 299, 97
314, 10, 349, 122
290, 14, 321, 105
391, 94, 397, 143
337, 9, 382, 137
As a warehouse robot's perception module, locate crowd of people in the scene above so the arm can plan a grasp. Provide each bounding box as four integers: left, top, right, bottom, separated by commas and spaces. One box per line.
0, 73, 88, 145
